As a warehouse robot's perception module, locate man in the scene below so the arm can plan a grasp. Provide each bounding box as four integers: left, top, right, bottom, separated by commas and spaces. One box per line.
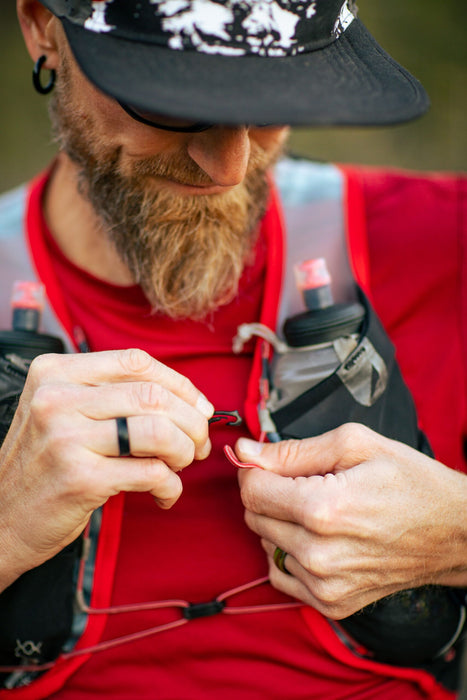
0, 0, 465, 698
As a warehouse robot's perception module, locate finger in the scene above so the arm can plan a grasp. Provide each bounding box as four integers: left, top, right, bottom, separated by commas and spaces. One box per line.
259, 528, 348, 585
27, 380, 211, 463
50, 445, 184, 510
25, 349, 214, 418
75, 382, 211, 460
260, 540, 330, 612
90, 414, 208, 468
261, 540, 396, 619
235, 423, 393, 477
97, 454, 184, 509
262, 541, 351, 618
244, 509, 351, 579
240, 464, 389, 541
239, 466, 328, 525
245, 509, 316, 555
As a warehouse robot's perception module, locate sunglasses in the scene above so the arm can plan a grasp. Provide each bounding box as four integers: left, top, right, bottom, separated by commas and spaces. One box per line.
118, 100, 214, 133
118, 101, 274, 133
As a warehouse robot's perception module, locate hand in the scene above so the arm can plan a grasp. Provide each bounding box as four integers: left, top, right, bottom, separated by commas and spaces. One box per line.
235, 423, 467, 619
0, 349, 213, 590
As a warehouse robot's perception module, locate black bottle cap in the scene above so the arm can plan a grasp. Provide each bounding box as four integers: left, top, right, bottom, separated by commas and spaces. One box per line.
283, 302, 366, 347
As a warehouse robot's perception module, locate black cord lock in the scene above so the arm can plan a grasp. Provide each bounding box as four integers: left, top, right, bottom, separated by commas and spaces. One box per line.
182, 599, 226, 620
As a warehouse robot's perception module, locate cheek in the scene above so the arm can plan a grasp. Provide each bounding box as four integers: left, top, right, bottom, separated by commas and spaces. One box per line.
250, 126, 290, 153
76, 80, 180, 161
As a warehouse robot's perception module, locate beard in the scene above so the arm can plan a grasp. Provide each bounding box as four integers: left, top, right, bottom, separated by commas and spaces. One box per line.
48, 69, 284, 319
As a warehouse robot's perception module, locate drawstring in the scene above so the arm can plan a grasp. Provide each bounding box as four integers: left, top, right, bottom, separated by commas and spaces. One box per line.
0, 565, 301, 673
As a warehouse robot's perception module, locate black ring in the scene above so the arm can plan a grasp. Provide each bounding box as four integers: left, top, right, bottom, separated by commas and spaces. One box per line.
116, 417, 131, 457
273, 547, 292, 575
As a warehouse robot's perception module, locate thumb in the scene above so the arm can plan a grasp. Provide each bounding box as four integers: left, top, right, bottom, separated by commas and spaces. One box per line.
235, 424, 382, 478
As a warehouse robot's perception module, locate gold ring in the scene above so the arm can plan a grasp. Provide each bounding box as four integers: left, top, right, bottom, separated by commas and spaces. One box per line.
273, 547, 292, 575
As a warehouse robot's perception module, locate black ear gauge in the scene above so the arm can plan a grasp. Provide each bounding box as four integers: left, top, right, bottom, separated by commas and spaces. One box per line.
33, 55, 56, 95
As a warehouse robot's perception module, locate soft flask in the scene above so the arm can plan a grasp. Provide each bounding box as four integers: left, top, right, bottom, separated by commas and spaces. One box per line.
0, 282, 81, 689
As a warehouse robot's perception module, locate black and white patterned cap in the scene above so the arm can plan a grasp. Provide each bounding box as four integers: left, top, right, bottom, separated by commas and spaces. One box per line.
40, 0, 429, 126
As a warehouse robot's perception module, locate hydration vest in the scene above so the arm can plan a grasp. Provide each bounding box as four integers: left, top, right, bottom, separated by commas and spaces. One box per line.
0, 162, 464, 699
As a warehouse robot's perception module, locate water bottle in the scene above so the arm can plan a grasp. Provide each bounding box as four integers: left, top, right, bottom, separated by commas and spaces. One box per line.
0, 282, 78, 689
270, 258, 365, 410
0, 281, 65, 444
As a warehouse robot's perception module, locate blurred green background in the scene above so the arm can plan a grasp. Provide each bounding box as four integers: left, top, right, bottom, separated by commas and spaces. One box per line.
0, 0, 466, 194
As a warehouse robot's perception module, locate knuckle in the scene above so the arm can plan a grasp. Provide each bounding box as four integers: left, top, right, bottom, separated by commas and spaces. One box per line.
334, 422, 374, 459
133, 382, 167, 411
26, 353, 60, 386
301, 495, 337, 536
276, 439, 302, 466
157, 477, 183, 505
44, 422, 79, 458
176, 373, 198, 402
151, 417, 195, 469
29, 384, 64, 427
191, 417, 209, 447
177, 443, 196, 470
291, 475, 339, 536
118, 348, 153, 376
239, 479, 262, 514
149, 461, 184, 505
313, 579, 346, 612
302, 546, 329, 578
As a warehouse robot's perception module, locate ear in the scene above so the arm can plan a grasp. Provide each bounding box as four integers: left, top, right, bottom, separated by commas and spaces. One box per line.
17, 0, 61, 70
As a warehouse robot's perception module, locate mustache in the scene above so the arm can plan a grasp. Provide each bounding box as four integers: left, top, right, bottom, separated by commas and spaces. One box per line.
125, 141, 273, 189
130, 154, 214, 187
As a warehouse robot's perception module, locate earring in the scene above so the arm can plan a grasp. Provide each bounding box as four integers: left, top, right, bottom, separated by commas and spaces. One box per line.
32, 55, 56, 95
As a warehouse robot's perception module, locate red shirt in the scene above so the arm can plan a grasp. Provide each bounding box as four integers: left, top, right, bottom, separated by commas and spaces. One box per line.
8, 168, 462, 700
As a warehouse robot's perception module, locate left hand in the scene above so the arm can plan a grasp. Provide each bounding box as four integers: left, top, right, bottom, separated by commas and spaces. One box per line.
235, 423, 467, 619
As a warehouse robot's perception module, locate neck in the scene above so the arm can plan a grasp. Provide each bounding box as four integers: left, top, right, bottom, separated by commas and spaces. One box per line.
43, 152, 135, 285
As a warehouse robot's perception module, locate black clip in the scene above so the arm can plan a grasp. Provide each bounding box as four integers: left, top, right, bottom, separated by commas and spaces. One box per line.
182, 599, 226, 620
208, 410, 242, 426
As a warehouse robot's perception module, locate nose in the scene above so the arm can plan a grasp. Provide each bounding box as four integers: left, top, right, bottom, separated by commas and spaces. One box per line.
186, 126, 251, 187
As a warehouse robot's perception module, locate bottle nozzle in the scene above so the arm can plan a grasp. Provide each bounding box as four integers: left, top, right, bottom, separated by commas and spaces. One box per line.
11, 281, 45, 332
293, 258, 333, 310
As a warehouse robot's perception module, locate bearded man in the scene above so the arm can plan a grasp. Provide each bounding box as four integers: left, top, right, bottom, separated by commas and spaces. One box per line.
0, 1, 465, 699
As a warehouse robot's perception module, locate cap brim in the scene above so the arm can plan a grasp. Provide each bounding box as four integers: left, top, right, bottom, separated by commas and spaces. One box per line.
62, 17, 429, 127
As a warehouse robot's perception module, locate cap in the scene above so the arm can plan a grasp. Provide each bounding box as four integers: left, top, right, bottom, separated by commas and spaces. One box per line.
40, 0, 430, 126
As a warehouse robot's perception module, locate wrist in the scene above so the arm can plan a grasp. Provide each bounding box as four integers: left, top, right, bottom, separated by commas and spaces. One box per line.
429, 465, 467, 588
0, 525, 36, 594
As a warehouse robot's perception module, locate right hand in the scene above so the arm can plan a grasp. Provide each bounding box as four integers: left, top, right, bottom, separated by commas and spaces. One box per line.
0, 348, 213, 590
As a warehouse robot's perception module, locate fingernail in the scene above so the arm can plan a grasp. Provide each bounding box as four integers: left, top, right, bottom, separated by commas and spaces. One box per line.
237, 438, 263, 458
197, 394, 215, 418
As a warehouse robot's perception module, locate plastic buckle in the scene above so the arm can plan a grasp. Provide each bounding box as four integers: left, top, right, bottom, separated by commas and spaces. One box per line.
182, 599, 226, 620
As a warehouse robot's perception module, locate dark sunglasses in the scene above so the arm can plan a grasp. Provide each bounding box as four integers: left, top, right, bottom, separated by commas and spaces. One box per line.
118, 101, 215, 133
118, 100, 274, 133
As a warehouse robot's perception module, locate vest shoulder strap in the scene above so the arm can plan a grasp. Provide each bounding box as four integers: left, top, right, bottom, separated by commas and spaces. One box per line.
0, 184, 73, 351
